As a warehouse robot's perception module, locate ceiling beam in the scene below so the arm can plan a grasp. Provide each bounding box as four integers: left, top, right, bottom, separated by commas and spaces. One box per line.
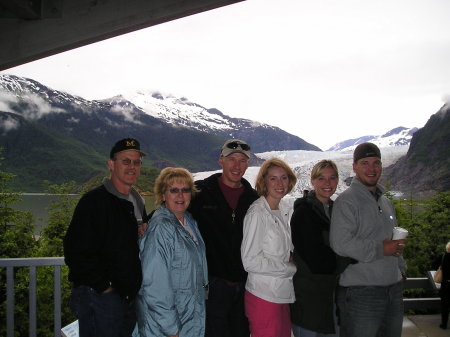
0, 0, 244, 71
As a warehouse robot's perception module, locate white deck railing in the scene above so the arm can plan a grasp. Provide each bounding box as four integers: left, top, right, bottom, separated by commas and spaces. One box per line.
0, 257, 65, 337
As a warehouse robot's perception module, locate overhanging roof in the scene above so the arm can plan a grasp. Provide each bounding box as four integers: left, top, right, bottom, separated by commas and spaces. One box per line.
0, 0, 244, 71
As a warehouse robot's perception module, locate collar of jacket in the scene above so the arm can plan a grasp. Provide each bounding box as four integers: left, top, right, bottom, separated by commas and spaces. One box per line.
351, 178, 385, 197
102, 177, 146, 218
293, 190, 332, 222
256, 195, 291, 217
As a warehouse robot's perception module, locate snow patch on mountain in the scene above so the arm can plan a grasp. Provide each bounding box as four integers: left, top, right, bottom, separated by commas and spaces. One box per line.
121, 90, 236, 132
328, 127, 417, 151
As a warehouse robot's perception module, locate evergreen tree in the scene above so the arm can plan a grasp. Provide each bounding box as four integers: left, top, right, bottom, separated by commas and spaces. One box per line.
0, 151, 37, 337
392, 192, 450, 277
34, 181, 80, 336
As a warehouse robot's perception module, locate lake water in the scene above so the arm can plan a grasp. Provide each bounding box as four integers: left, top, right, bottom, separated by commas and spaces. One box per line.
12, 193, 156, 235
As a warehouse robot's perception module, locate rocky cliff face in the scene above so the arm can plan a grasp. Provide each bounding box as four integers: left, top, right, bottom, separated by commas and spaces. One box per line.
383, 104, 450, 197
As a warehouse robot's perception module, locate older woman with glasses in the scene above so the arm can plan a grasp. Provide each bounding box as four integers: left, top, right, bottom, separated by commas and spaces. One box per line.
134, 167, 208, 337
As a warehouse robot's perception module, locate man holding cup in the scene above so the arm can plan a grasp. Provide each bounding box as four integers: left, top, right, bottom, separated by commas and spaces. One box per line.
330, 142, 407, 337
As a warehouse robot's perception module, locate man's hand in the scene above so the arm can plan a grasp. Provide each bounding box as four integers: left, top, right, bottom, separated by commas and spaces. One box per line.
383, 238, 407, 257
138, 223, 148, 238
102, 286, 113, 294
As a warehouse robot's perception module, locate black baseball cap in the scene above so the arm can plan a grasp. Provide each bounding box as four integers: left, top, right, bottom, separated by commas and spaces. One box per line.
110, 138, 146, 159
353, 142, 381, 163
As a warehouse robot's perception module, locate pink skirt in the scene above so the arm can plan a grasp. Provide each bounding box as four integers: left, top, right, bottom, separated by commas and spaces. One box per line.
244, 290, 292, 337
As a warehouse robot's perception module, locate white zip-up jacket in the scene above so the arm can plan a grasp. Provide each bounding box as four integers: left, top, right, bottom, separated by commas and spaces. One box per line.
241, 196, 296, 303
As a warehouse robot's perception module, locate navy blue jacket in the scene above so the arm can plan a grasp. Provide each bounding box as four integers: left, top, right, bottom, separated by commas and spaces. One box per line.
64, 184, 146, 299
188, 173, 258, 282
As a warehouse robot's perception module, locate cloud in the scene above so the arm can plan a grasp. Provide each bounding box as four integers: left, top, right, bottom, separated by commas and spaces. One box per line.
442, 94, 450, 104
0, 91, 17, 113
0, 90, 67, 120
110, 104, 144, 125
0, 115, 20, 135
19, 93, 66, 120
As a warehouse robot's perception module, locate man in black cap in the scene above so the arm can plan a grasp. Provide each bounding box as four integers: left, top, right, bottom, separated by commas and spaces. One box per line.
188, 139, 258, 337
64, 138, 148, 337
330, 142, 407, 337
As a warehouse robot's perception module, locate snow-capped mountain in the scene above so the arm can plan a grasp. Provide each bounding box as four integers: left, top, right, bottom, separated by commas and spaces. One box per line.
117, 91, 236, 132
1, 74, 447, 196
327, 126, 418, 151
105, 91, 320, 152
0, 74, 319, 153
0, 74, 316, 191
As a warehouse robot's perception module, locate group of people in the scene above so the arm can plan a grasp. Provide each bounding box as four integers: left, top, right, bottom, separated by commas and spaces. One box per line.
64, 137, 412, 337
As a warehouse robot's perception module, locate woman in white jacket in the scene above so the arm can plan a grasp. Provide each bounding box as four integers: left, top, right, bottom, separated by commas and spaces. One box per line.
241, 158, 297, 337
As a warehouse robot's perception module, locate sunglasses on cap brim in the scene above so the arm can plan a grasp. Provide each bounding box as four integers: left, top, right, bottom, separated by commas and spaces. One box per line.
226, 141, 250, 151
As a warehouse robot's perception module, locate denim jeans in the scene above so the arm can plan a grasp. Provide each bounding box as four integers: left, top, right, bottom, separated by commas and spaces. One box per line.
292, 323, 339, 337
70, 285, 136, 337
336, 281, 403, 337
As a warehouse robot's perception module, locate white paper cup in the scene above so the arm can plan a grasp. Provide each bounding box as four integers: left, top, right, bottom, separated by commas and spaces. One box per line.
392, 227, 408, 240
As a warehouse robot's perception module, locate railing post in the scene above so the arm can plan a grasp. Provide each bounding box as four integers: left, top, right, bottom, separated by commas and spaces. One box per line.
29, 265, 37, 337
6, 266, 14, 337
54, 265, 62, 336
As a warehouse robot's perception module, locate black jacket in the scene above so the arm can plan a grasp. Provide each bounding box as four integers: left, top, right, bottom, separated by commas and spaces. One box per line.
290, 191, 353, 333
433, 252, 450, 282
188, 173, 258, 282
64, 184, 146, 299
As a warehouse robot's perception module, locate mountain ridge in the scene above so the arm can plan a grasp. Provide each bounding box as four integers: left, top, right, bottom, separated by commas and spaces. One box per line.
0, 74, 315, 191
327, 126, 418, 151
384, 103, 450, 197
1, 74, 448, 197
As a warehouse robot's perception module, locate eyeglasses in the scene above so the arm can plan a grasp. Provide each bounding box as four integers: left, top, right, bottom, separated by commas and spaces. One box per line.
226, 141, 250, 151
168, 187, 192, 194
116, 158, 142, 167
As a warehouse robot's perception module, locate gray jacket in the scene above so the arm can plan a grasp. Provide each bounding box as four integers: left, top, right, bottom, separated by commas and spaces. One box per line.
330, 179, 406, 287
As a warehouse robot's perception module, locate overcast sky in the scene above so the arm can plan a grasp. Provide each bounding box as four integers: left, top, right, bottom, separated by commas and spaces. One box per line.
2, 0, 450, 150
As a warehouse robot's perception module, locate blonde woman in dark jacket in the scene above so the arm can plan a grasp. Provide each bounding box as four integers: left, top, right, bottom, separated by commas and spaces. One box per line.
290, 160, 341, 337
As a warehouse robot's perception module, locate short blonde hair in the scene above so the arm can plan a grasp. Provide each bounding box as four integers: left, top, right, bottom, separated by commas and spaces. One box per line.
311, 160, 339, 180
255, 158, 297, 197
446, 241, 450, 253
154, 167, 198, 206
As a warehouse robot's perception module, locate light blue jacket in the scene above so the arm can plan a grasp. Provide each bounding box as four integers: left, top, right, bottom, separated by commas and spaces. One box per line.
134, 206, 208, 337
